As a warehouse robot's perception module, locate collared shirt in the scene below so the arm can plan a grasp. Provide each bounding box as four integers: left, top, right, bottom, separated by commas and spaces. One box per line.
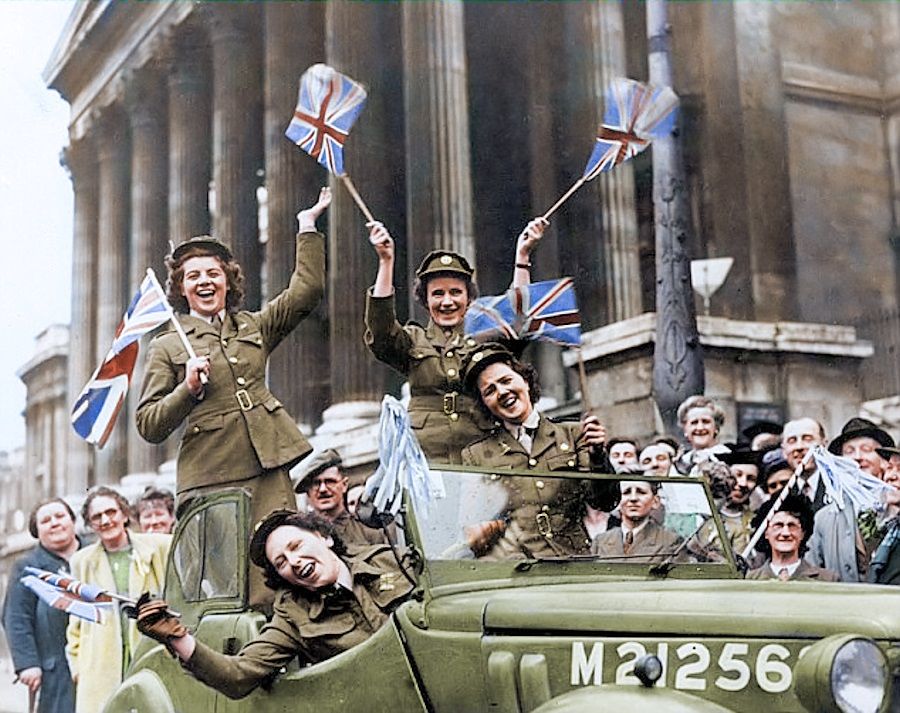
797, 471, 820, 501
621, 519, 650, 544
504, 410, 540, 453
189, 308, 226, 326
769, 559, 801, 578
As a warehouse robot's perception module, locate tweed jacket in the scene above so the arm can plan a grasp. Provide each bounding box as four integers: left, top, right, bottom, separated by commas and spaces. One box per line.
2, 543, 80, 713
136, 232, 325, 491
746, 559, 840, 582
592, 520, 683, 563
364, 290, 489, 464
65, 532, 171, 713
185, 544, 414, 700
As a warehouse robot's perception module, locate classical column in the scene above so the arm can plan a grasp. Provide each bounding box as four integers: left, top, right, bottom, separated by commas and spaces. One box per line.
401, 0, 475, 268
167, 25, 212, 244
733, 3, 798, 321
125, 63, 169, 476
262, 2, 328, 431
63, 135, 98, 495
324, 1, 403, 423
93, 104, 131, 485
208, 5, 264, 309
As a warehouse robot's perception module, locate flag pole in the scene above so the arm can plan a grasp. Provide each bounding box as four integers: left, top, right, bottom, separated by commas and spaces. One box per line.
541, 178, 585, 222
576, 347, 593, 414
340, 174, 375, 223
740, 447, 816, 560
146, 268, 207, 385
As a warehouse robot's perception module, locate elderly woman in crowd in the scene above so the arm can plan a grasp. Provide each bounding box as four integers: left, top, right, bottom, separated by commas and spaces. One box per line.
131, 510, 413, 700
674, 395, 730, 475
364, 218, 547, 463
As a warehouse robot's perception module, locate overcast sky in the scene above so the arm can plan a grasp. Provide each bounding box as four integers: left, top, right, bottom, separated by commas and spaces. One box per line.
0, 1, 75, 452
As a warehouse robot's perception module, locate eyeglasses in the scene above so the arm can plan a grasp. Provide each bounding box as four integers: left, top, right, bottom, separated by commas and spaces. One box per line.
308, 477, 343, 491
88, 507, 122, 524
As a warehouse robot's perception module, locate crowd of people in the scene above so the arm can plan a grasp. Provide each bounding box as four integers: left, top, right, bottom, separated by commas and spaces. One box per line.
4, 193, 899, 709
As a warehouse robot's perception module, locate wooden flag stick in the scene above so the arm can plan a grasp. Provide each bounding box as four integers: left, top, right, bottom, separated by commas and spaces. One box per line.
541, 177, 585, 222
146, 268, 207, 385
576, 347, 593, 414
340, 174, 375, 223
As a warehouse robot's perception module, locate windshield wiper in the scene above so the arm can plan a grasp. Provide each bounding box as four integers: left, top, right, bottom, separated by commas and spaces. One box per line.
648, 515, 711, 577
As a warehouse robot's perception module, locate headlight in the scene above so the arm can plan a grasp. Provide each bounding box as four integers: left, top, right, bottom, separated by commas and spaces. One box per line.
795, 635, 889, 713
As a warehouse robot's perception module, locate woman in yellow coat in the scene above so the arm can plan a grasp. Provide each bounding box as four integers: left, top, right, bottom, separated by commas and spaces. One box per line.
65, 487, 170, 713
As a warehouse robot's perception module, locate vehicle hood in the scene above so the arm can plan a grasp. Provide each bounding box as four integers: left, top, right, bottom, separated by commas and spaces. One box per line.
423, 579, 900, 640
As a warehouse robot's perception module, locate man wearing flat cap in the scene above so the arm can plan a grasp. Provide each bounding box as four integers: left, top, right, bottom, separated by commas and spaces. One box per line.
293, 449, 389, 547
136, 188, 332, 610
805, 417, 896, 582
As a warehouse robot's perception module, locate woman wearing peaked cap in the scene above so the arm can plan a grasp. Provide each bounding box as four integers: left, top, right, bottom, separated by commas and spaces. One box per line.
136, 188, 331, 609
364, 217, 548, 464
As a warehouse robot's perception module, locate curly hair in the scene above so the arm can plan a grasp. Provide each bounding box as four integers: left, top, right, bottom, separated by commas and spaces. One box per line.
413, 272, 478, 311
28, 497, 76, 539
82, 486, 132, 529
165, 246, 245, 314
258, 512, 348, 591
134, 487, 175, 517
677, 395, 726, 431
468, 357, 542, 422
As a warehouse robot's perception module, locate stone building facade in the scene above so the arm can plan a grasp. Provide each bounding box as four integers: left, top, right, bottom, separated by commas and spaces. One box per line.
41, 1, 900, 488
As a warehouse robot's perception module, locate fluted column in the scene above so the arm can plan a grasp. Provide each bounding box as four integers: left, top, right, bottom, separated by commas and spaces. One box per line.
167, 25, 212, 244
402, 1, 474, 271
263, 2, 328, 431
63, 135, 98, 495
126, 64, 169, 475
325, 1, 404, 407
208, 5, 264, 309
93, 104, 131, 485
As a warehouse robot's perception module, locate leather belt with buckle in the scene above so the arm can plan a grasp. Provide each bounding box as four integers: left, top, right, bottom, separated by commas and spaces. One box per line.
235, 389, 253, 411
442, 391, 458, 416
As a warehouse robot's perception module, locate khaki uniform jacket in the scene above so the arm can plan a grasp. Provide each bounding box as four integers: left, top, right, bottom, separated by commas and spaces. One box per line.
136, 232, 325, 492
461, 417, 599, 557
66, 532, 171, 713
331, 510, 392, 547
592, 520, 683, 563
185, 545, 414, 699
746, 560, 840, 582
364, 290, 487, 464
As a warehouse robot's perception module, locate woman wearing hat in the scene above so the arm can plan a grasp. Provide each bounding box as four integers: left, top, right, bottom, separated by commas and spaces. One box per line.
129, 510, 413, 700
364, 218, 547, 463
458, 342, 608, 558
136, 188, 331, 608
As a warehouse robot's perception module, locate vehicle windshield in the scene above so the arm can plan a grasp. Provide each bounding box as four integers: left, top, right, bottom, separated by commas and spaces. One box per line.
414, 469, 736, 584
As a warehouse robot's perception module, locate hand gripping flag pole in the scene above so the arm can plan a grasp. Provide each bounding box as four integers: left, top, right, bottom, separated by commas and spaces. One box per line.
286, 63, 374, 222
541, 77, 678, 222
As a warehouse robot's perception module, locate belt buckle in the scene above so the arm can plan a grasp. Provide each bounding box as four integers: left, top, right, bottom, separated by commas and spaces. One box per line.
536, 512, 552, 538
235, 389, 253, 411
442, 391, 457, 416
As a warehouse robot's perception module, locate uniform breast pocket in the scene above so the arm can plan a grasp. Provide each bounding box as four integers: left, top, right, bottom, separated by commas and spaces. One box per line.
301, 612, 356, 640
185, 414, 225, 439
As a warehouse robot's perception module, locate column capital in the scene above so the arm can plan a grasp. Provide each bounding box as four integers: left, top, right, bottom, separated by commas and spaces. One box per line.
123, 63, 167, 130
61, 133, 97, 182
91, 104, 128, 161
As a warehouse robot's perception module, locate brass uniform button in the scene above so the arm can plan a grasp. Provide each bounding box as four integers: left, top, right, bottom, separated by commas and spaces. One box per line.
221, 339, 228, 346
560, 442, 569, 451
466, 338, 476, 347
237, 377, 246, 385
229, 356, 238, 364
490, 474, 501, 481
447, 368, 457, 377
541, 505, 550, 512
446, 351, 454, 358
528, 458, 538, 467
567, 459, 576, 468
193, 426, 200, 433
449, 413, 459, 422
535, 480, 545, 489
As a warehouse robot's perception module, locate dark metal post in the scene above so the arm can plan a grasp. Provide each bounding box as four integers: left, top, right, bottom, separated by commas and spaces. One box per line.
647, 0, 704, 434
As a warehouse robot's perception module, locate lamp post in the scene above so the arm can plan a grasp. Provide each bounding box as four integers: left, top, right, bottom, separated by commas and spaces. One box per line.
648, 0, 704, 434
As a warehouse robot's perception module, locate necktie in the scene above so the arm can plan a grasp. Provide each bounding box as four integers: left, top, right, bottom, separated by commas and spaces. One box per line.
212, 314, 223, 332
517, 426, 534, 454
623, 530, 634, 554
800, 479, 812, 501
777, 567, 790, 581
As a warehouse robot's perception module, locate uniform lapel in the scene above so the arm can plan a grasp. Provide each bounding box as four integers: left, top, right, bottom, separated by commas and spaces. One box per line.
529, 417, 556, 460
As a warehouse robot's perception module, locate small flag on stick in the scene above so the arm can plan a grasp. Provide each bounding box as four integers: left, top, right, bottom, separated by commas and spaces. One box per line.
286, 63, 374, 222
71, 271, 171, 447
21, 566, 117, 624
542, 77, 678, 221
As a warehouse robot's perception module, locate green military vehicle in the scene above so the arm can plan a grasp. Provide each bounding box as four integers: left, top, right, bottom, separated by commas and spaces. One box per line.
104, 467, 898, 712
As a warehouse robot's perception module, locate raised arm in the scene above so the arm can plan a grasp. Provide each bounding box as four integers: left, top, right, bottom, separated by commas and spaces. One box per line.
368, 221, 395, 298
512, 217, 548, 288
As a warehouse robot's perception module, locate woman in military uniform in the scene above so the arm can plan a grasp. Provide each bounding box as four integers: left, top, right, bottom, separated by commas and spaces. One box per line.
131, 511, 414, 700
364, 218, 547, 464
459, 343, 609, 558
136, 188, 331, 608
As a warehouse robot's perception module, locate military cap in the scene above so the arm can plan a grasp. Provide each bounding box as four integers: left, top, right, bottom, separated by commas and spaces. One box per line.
461, 341, 515, 390
249, 509, 296, 568
827, 417, 895, 455
170, 235, 234, 263
717, 448, 762, 469
415, 250, 474, 280
291, 448, 343, 493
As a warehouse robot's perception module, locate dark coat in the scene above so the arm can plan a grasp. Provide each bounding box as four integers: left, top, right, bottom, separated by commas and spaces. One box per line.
2, 544, 78, 713
746, 560, 840, 582
185, 545, 414, 699
364, 290, 489, 464
136, 232, 325, 492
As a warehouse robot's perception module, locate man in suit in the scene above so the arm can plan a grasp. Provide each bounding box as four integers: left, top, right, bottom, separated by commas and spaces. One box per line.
592, 481, 681, 563
747, 494, 838, 581
2, 498, 81, 713
780, 417, 830, 513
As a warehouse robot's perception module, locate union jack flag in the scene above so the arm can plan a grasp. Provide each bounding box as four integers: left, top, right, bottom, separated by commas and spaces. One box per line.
22, 566, 114, 624
582, 77, 679, 181
286, 64, 367, 176
465, 278, 581, 347
71, 271, 171, 447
